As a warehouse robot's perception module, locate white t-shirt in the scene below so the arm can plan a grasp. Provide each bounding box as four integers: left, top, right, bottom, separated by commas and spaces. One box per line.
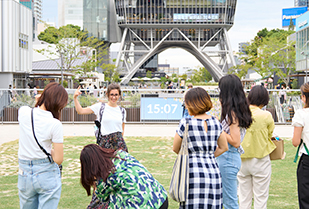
18, 106, 63, 160
292, 108, 309, 156
90, 103, 126, 136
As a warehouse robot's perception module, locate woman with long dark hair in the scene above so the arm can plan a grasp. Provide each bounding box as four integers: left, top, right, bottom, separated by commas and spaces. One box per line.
80, 144, 168, 209
18, 82, 68, 209
216, 74, 252, 209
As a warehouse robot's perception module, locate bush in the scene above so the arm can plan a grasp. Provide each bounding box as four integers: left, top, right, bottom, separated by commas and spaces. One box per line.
8, 94, 35, 108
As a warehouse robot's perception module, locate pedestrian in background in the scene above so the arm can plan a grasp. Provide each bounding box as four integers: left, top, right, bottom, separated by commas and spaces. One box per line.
292, 82, 309, 209
216, 74, 253, 209
173, 87, 228, 208
18, 82, 68, 209
238, 85, 275, 209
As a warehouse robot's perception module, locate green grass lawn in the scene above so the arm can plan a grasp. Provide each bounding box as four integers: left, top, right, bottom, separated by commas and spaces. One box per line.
0, 137, 299, 209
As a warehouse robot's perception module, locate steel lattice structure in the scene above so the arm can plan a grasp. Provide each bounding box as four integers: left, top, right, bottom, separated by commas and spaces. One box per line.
113, 0, 237, 84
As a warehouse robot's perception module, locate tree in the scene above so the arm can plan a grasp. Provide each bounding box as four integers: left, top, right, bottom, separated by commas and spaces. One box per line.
258, 36, 295, 86
36, 24, 115, 82
191, 67, 213, 83
231, 28, 295, 83
146, 70, 152, 78
179, 74, 188, 80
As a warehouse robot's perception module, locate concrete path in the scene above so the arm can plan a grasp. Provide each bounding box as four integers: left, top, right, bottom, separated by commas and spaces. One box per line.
0, 123, 294, 146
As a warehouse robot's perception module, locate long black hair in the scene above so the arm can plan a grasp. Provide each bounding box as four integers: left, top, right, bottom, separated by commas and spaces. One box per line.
219, 74, 252, 129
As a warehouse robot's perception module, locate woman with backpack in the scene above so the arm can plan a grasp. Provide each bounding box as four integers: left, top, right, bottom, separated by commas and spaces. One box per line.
74, 83, 127, 152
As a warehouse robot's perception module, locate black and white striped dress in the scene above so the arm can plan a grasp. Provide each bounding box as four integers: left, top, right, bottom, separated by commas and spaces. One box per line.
176, 117, 223, 209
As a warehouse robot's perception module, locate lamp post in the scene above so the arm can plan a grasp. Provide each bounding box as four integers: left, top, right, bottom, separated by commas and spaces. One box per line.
301, 51, 308, 83
57, 49, 66, 86
60, 52, 64, 86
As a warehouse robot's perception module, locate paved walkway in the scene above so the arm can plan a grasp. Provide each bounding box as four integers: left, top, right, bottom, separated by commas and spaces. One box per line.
0, 123, 294, 146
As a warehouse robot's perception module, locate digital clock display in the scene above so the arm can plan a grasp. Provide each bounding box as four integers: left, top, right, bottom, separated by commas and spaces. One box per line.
141, 97, 183, 120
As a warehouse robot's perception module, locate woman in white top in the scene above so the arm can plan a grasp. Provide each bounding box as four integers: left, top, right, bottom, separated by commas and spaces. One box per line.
74, 83, 127, 152
18, 82, 68, 209
292, 82, 309, 209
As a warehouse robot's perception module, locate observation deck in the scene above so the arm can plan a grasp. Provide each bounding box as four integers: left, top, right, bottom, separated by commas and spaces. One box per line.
113, 0, 237, 84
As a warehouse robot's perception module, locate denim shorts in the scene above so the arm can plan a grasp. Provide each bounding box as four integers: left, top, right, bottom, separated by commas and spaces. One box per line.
18, 158, 61, 209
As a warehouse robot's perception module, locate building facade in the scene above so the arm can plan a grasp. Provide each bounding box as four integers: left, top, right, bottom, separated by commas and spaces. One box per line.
33, 0, 42, 22
0, 0, 33, 88
58, 0, 83, 28
20, 0, 33, 9
295, 0, 309, 7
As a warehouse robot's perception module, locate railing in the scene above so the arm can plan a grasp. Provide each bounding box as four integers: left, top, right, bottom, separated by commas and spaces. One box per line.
0, 88, 302, 125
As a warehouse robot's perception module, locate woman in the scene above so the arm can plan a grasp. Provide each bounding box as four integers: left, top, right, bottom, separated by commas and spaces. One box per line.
74, 83, 127, 152
216, 74, 252, 209
80, 144, 168, 209
18, 82, 68, 209
237, 85, 276, 209
292, 82, 309, 209
173, 87, 228, 208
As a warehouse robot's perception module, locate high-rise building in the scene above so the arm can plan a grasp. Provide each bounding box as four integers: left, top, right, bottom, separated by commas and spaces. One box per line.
295, 0, 309, 7
20, 0, 33, 9
58, 0, 83, 28
239, 42, 249, 55
33, 0, 42, 21
0, 0, 33, 88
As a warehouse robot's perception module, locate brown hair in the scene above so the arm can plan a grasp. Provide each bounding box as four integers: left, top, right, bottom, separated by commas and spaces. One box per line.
301, 82, 309, 108
80, 144, 117, 196
185, 87, 212, 116
35, 82, 68, 120
106, 83, 121, 99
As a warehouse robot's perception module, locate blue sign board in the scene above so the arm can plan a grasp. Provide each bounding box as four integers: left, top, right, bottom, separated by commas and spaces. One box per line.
141, 97, 183, 120
296, 10, 309, 31
282, 7, 307, 27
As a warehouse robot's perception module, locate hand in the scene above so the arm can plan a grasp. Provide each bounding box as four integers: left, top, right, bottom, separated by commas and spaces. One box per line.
35, 94, 41, 103
74, 86, 82, 99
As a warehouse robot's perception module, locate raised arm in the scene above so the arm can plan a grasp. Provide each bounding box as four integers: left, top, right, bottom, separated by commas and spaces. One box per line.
73, 86, 94, 115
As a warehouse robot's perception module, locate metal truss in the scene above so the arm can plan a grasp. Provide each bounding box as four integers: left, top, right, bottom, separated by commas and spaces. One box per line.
117, 27, 236, 84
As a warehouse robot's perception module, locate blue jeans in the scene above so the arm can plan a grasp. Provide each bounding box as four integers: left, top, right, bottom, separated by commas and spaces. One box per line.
18, 158, 62, 209
216, 144, 241, 209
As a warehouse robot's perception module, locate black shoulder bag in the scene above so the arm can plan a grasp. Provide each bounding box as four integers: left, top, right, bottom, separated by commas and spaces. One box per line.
31, 108, 63, 176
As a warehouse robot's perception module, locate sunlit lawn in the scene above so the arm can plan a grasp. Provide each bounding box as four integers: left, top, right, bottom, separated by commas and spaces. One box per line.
0, 137, 298, 209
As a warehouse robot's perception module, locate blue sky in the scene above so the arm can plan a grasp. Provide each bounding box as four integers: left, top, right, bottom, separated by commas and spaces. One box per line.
42, 0, 296, 71
42, 1, 58, 23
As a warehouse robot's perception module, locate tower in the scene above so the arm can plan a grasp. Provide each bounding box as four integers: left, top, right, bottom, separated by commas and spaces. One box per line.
83, 0, 237, 84
114, 0, 237, 84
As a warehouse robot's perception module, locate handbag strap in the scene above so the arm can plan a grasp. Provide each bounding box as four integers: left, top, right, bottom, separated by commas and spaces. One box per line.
31, 108, 52, 163
180, 118, 189, 154
294, 139, 309, 163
